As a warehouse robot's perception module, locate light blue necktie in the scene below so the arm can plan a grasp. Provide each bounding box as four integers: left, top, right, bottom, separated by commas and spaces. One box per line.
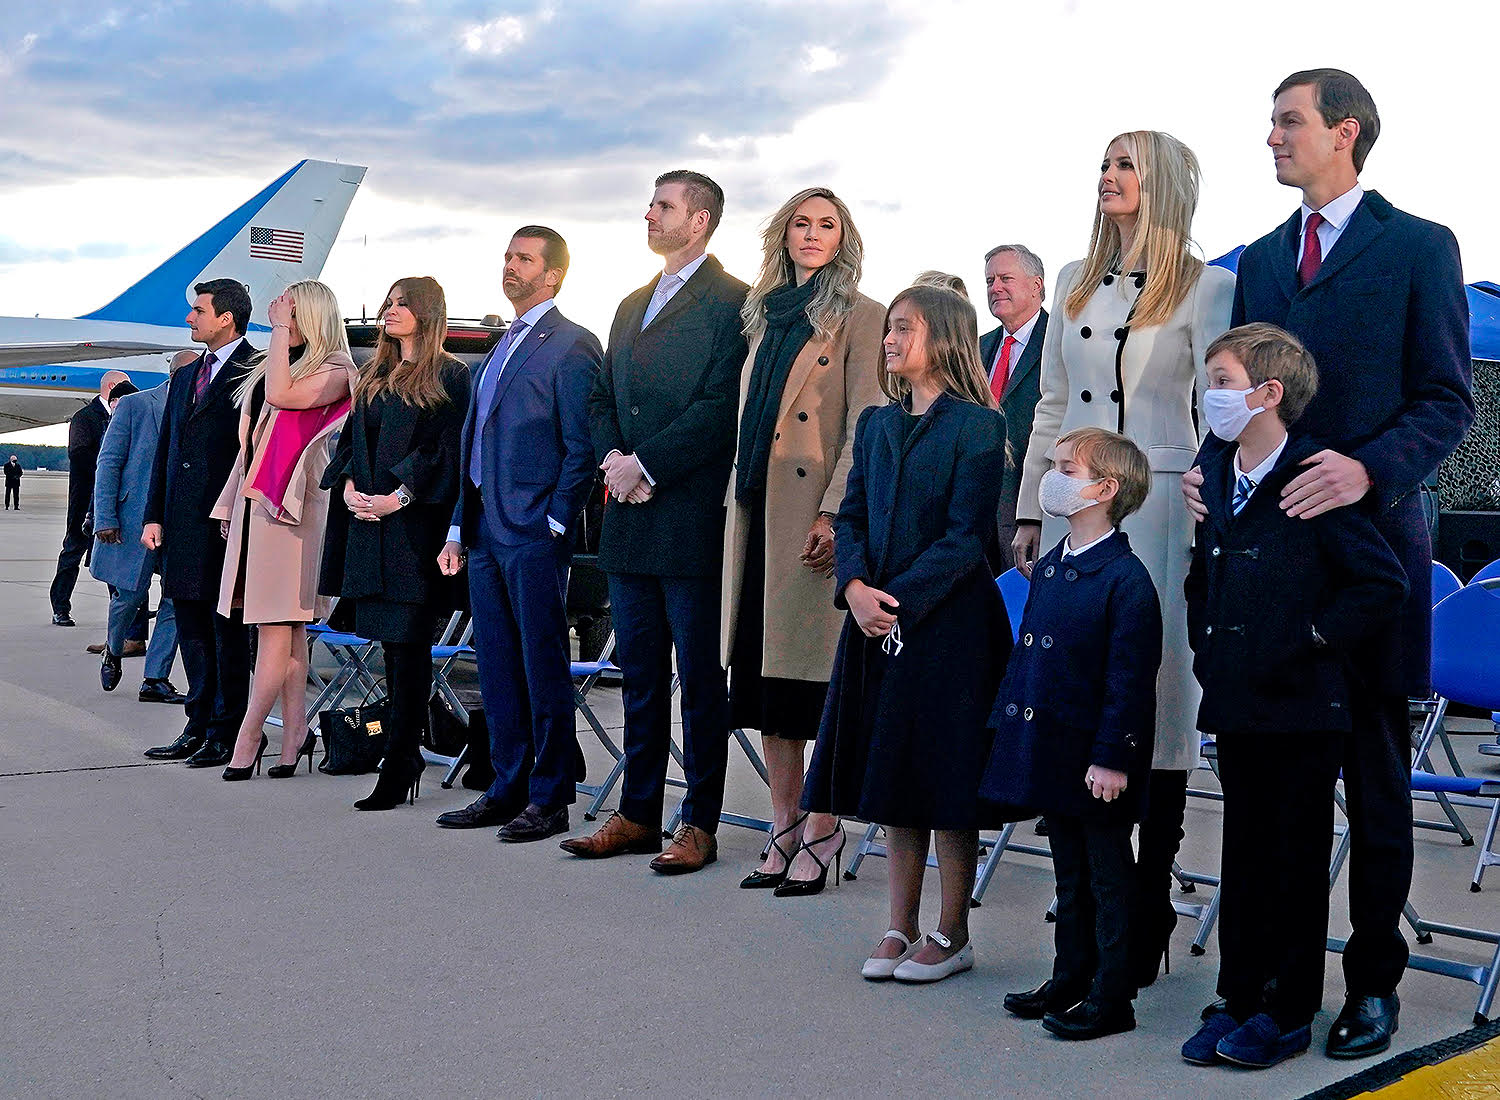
641, 273, 682, 330
467, 319, 529, 488
1231, 473, 1255, 516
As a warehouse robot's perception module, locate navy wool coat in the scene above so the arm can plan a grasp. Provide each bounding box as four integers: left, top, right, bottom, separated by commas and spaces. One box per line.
1222, 191, 1472, 696
801, 394, 1012, 830
978, 531, 1162, 823
1184, 434, 1408, 736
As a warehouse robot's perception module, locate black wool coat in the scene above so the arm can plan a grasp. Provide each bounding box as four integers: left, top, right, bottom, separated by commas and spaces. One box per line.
320, 359, 472, 611
144, 339, 257, 601
1184, 434, 1408, 737
586, 256, 749, 577
979, 531, 1162, 823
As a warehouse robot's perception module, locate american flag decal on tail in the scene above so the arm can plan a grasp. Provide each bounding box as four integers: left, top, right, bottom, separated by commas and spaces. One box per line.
249, 226, 305, 262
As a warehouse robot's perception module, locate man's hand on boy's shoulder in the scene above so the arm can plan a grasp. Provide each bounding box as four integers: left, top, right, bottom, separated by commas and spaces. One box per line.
1280, 450, 1372, 519
1182, 467, 1206, 522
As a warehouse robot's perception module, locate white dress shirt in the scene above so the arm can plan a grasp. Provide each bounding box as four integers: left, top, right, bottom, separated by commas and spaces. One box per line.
1063, 526, 1117, 559
1298, 183, 1364, 271
641, 251, 708, 331
204, 336, 243, 382
991, 308, 1041, 384
1232, 432, 1289, 505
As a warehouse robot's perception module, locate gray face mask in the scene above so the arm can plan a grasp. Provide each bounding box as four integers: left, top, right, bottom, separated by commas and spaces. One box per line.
1039, 469, 1102, 518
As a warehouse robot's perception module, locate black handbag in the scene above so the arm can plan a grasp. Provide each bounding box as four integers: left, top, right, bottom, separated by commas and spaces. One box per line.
318, 683, 390, 775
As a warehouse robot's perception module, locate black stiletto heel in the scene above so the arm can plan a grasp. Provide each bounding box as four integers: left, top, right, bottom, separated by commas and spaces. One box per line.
773, 822, 847, 898
267, 731, 316, 779
354, 758, 426, 811
740, 813, 807, 889
222, 734, 269, 781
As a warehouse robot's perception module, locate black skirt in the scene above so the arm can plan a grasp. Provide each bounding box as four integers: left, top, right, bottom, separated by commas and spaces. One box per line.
352, 599, 435, 645
727, 497, 828, 741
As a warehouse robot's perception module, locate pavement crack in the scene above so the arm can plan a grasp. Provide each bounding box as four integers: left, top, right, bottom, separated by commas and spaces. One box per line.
0, 762, 172, 778
145, 891, 207, 1100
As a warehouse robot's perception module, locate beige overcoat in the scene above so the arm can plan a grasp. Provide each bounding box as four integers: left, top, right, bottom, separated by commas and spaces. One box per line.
212, 353, 355, 624
720, 294, 886, 681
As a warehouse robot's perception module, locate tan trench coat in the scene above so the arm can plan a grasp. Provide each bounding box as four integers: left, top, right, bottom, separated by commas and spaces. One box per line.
720, 294, 886, 681
212, 355, 355, 624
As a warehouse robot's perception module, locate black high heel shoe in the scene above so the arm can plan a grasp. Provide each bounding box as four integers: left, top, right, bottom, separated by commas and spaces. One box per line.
267, 731, 316, 778
222, 734, 269, 781
1131, 907, 1178, 989
740, 813, 807, 889
773, 822, 846, 898
353, 757, 425, 811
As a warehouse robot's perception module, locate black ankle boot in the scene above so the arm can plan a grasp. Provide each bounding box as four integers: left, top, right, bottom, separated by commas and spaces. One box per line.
354, 757, 425, 811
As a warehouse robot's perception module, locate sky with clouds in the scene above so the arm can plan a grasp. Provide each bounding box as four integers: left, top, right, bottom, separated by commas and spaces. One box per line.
1, 0, 1496, 342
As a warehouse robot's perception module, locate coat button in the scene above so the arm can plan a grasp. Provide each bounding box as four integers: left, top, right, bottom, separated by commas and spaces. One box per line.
1023, 632, 1033, 646
1134, 274, 1146, 289
182, 461, 191, 469
1006, 703, 1018, 717
1115, 327, 1127, 340
1041, 635, 1053, 648
1044, 565, 1055, 578
1065, 569, 1078, 581
1081, 390, 1092, 402
798, 412, 808, 422
1102, 274, 1114, 286
818, 356, 829, 366
1205, 625, 1214, 636
1023, 707, 1034, 721
1080, 326, 1092, 339
796, 467, 806, 478
1211, 546, 1221, 557
1110, 389, 1121, 402
630, 405, 640, 416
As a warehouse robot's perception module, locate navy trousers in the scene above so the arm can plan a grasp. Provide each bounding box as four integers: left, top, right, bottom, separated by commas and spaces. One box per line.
174, 597, 249, 749
469, 528, 578, 810
608, 572, 729, 833
1049, 813, 1136, 1007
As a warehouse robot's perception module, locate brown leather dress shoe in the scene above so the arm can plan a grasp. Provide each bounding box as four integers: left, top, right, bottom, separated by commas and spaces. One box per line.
558, 810, 662, 858
120, 639, 147, 658
650, 824, 718, 875
86, 641, 107, 655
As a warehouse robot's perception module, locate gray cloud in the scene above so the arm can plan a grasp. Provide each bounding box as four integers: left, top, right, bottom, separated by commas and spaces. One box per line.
0, 238, 148, 265
0, 2, 902, 216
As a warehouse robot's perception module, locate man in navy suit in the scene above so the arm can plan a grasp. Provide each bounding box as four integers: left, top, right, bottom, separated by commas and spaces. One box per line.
1185, 68, 1473, 1058
436, 227, 602, 842
979, 243, 1049, 571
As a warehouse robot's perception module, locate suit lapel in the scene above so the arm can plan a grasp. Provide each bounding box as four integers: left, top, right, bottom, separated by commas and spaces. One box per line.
1304, 196, 1384, 292
1002, 310, 1047, 402
484, 309, 558, 429
374, 393, 418, 480
189, 340, 253, 419
776, 337, 823, 424
1200, 449, 1233, 540
1271, 210, 1302, 305
644, 255, 718, 333
615, 283, 655, 416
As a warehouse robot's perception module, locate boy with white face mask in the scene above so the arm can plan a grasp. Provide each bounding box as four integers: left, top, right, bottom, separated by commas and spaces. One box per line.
1181, 323, 1407, 1070
981, 426, 1162, 1041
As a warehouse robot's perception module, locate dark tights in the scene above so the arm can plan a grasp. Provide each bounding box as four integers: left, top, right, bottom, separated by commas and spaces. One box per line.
382, 640, 431, 774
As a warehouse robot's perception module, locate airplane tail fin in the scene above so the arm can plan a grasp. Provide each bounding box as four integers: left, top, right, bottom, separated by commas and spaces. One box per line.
80, 159, 367, 331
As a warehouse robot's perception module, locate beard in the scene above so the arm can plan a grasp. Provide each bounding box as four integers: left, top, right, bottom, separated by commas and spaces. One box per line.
504, 272, 546, 304
647, 221, 693, 256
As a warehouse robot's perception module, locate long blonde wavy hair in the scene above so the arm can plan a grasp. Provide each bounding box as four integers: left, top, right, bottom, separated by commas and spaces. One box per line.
741, 187, 864, 343
353, 277, 455, 409
1064, 130, 1205, 330
234, 279, 351, 406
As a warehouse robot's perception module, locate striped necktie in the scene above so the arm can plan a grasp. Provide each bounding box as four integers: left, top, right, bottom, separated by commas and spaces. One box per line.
1232, 473, 1255, 516
193, 351, 217, 402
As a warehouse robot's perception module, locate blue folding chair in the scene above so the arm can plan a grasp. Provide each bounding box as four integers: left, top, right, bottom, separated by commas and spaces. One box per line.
995, 568, 1029, 644
1470, 558, 1500, 586
1432, 560, 1463, 606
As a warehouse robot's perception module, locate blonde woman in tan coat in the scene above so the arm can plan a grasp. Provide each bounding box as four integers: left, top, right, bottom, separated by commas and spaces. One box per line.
721, 187, 885, 895
214, 280, 356, 780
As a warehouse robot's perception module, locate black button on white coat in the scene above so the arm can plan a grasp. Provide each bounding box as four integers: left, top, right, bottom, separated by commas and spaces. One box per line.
797, 412, 808, 422
817, 356, 829, 366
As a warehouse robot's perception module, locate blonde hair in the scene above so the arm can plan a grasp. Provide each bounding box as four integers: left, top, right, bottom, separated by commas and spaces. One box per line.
912, 270, 970, 299
353, 277, 456, 410
1057, 427, 1150, 524
1064, 131, 1204, 330
878, 285, 994, 409
741, 187, 864, 343
235, 280, 351, 406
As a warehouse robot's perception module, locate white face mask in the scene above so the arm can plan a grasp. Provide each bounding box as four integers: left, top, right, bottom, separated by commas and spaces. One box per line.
1039, 469, 1102, 518
1203, 385, 1267, 442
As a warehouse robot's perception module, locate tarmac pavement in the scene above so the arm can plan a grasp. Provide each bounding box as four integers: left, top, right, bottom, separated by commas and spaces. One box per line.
3, 471, 1498, 1098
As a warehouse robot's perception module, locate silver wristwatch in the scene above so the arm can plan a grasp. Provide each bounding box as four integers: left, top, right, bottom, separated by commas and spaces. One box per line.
395, 486, 412, 508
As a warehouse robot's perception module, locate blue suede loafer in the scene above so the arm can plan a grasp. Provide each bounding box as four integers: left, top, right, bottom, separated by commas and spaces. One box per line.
1180, 1011, 1241, 1065
1215, 1012, 1311, 1069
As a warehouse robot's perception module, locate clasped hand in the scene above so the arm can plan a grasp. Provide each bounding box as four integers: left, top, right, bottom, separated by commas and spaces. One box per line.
601, 451, 652, 503
344, 480, 399, 522
801, 515, 835, 575
844, 578, 899, 638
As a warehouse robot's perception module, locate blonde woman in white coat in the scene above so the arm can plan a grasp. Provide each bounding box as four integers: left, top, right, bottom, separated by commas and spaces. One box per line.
1013, 130, 1233, 992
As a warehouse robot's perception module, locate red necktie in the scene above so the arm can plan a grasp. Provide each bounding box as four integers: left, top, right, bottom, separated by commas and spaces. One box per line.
990, 335, 1016, 402
1298, 211, 1325, 288
193, 351, 217, 402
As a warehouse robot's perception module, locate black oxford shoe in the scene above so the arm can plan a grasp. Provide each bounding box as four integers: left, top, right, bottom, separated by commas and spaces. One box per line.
1041, 999, 1136, 1041
436, 794, 518, 830
498, 803, 569, 843
138, 679, 187, 704
1003, 980, 1085, 1020
52, 613, 75, 627
184, 742, 234, 768
1326, 993, 1399, 1059
144, 733, 203, 760
100, 653, 123, 692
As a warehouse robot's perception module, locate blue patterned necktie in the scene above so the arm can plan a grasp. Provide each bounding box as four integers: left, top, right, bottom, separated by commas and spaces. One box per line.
1232, 473, 1255, 516
467, 319, 529, 487
641, 272, 682, 330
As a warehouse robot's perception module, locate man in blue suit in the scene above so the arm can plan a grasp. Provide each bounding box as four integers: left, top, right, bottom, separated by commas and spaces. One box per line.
1185, 68, 1473, 1059
436, 226, 603, 842
91, 355, 195, 703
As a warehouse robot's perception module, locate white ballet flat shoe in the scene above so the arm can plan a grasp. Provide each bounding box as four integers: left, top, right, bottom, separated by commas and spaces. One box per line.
891, 930, 974, 983
861, 929, 920, 981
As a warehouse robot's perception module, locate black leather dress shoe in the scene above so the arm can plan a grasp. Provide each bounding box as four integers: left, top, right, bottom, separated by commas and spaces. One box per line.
143, 733, 203, 760
101, 653, 123, 692
435, 794, 518, 830
52, 613, 75, 627
498, 803, 569, 843
1004, 980, 1085, 1020
184, 742, 234, 768
138, 679, 187, 704
1326, 993, 1399, 1059
1041, 999, 1136, 1041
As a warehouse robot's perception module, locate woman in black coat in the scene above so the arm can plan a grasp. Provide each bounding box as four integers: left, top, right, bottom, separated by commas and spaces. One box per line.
802, 284, 1011, 984
321, 276, 471, 811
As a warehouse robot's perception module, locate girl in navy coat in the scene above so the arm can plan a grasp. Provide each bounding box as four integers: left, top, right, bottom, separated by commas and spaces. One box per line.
982, 426, 1162, 1040
801, 285, 1011, 984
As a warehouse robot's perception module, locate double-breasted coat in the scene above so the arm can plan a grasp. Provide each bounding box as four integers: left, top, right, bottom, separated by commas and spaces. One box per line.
212, 353, 356, 624
90, 382, 168, 593
719, 294, 886, 681
145, 339, 257, 602
1017, 261, 1234, 770
1185, 435, 1408, 736
801, 394, 1011, 829
979, 531, 1162, 822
